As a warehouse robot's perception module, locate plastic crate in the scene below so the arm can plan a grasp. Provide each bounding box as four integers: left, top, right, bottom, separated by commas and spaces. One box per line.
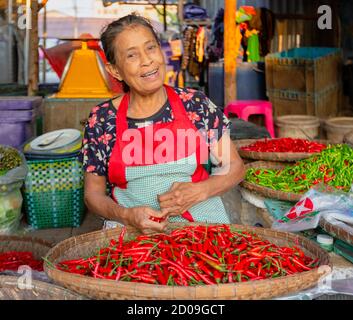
23, 157, 85, 229
0, 97, 43, 149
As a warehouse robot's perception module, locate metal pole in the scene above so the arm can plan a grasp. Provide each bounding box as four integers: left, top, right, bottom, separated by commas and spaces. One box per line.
224, 0, 237, 106
8, 0, 13, 82
74, 0, 78, 38
163, 0, 167, 32
24, 0, 31, 85
42, 4, 47, 83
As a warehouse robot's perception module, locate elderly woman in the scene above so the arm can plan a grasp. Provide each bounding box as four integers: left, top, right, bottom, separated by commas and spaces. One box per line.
80, 14, 245, 234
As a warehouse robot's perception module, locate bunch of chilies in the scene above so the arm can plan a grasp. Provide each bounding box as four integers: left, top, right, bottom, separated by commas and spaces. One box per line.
0, 251, 43, 272
240, 138, 326, 153
56, 225, 319, 286
246, 144, 353, 193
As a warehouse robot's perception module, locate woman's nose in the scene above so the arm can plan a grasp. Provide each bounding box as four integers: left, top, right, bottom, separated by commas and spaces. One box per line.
141, 51, 153, 66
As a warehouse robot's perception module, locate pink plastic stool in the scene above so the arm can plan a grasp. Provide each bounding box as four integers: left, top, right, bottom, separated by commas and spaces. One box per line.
224, 100, 275, 138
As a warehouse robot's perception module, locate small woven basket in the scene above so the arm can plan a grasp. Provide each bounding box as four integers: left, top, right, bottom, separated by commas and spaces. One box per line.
0, 235, 85, 300
235, 139, 329, 162
23, 157, 85, 229
44, 223, 332, 300
241, 161, 303, 202
0, 235, 52, 259
0, 275, 86, 300
319, 219, 353, 246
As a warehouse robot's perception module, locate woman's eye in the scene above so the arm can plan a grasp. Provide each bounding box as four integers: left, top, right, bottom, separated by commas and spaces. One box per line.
148, 45, 157, 50
127, 53, 136, 59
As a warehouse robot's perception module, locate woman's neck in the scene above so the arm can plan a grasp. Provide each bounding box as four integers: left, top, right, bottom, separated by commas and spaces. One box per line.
128, 87, 167, 119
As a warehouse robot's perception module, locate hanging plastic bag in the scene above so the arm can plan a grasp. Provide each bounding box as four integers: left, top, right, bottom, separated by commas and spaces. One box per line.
272, 185, 353, 232
0, 145, 28, 191
0, 188, 23, 235
0, 145, 27, 234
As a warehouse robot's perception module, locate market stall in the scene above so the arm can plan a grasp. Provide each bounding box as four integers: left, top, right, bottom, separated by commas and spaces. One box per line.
1, 0, 353, 302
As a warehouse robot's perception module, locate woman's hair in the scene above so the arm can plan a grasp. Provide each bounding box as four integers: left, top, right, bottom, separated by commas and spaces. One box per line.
101, 13, 160, 92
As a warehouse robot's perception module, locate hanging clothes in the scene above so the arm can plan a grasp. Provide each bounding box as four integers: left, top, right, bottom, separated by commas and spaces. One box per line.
187, 28, 201, 80
181, 27, 194, 70
195, 27, 206, 63
247, 32, 261, 62
259, 8, 275, 56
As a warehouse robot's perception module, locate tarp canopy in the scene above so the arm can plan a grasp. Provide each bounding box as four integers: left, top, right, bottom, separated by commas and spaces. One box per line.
101, 0, 178, 6
38, 12, 164, 38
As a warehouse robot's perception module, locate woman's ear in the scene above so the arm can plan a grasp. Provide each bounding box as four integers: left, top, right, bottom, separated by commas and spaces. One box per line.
105, 63, 123, 82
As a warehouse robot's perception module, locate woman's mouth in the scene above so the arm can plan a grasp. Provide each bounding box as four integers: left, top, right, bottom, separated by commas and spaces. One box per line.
141, 68, 159, 79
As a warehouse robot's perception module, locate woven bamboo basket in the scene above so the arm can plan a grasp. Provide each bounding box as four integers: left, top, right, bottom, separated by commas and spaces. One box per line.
319, 219, 353, 246
241, 161, 303, 201
0, 235, 84, 299
235, 139, 329, 162
0, 275, 86, 300
0, 235, 53, 259
44, 223, 332, 300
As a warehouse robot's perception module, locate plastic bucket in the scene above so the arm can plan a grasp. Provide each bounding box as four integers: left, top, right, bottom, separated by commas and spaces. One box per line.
325, 117, 353, 143
275, 115, 320, 139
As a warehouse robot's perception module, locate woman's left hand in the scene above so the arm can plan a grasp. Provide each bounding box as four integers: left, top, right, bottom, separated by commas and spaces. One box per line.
158, 182, 207, 216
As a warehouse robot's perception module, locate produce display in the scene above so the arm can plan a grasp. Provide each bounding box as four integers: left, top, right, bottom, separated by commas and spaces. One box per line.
0, 251, 43, 272
240, 138, 326, 153
54, 225, 319, 285
246, 144, 353, 193
0, 145, 22, 176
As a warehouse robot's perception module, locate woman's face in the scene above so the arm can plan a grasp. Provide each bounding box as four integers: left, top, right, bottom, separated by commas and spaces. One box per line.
112, 24, 166, 95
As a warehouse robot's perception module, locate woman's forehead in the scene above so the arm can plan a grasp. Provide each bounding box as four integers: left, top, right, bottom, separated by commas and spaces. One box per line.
115, 25, 156, 48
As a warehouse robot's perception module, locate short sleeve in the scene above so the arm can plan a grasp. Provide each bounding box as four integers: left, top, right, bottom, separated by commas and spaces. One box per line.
79, 106, 113, 176
204, 96, 231, 145
180, 88, 231, 145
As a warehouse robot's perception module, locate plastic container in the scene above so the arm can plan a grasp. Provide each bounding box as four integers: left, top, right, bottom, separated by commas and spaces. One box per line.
317, 234, 334, 252
208, 61, 267, 109
0, 97, 43, 149
275, 115, 320, 139
325, 117, 353, 143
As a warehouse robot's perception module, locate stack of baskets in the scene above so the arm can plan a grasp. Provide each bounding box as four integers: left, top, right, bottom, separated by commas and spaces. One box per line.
22, 129, 85, 229
235, 138, 329, 202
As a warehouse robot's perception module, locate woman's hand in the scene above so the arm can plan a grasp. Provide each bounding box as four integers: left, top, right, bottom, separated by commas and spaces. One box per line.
123, 206, 168, 234
158, 182, 207, 216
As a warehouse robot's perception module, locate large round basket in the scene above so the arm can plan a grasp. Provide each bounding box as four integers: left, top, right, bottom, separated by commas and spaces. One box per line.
241, 161, 303, 202
235, 139, 329, 162
0, 275, 86, 300
44, 223, 332, 300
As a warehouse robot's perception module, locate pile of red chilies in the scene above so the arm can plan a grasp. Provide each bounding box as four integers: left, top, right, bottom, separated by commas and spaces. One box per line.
56, 225, 319, 286
241, 138, 326, 153
0, 251, 44, 272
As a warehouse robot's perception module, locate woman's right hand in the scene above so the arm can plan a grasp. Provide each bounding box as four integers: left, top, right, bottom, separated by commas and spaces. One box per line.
123, 206, 168, 234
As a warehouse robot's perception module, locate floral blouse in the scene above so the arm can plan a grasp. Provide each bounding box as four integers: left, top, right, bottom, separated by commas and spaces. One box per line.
79, 87, 231, 185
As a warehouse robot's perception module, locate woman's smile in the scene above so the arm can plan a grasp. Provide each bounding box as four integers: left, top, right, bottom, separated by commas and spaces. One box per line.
141, 68, 160, 81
